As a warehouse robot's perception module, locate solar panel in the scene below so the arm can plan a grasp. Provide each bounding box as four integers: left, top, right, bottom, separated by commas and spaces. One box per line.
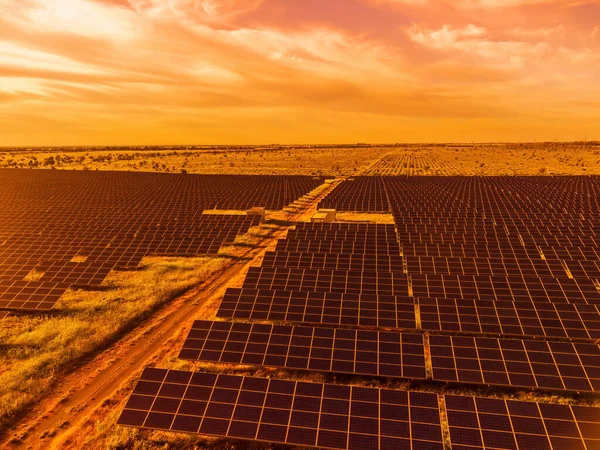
445, 394, 600, 450
430, 335, 600, 392
118, 368, 444, 450
180, 321, 427, 380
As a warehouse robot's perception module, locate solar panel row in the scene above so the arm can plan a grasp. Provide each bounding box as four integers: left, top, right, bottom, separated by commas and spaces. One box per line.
242, 267, 409, 296
180, 321, 427, 379
261, 251, 404, 272
263, 251, 575, 278
217, 288, 416, 329
411, 273, 600, 305
418, 297, 600, 340
276, 239, 402, 255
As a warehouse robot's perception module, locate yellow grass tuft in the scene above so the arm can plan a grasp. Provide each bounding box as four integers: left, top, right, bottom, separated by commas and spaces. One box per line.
23, 268, 45, 282
335, 212, 396, 223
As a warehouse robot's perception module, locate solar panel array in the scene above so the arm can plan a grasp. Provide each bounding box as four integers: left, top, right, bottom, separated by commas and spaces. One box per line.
0, 169, 323, 311
318, 177, 389, 212
315, 176, 600, 338
119, 175, 600, 449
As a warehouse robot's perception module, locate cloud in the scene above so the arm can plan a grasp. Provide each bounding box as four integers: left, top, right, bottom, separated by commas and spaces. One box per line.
408, 24, 487, 49
2, 0, 137, 40
509, 25, 566, 40
408, 24, 550, 68
128, 0, 264, 21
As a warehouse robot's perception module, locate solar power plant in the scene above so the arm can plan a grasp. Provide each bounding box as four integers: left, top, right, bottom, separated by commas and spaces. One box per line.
118, 369, 445, 450
180, 320, 427, 379
217, 288, 417, 328
119, 176, 600, 449
0, 169, 322, 311
429, 335, 600, 392
444, 395, 600, 450
418, 297, 600, 340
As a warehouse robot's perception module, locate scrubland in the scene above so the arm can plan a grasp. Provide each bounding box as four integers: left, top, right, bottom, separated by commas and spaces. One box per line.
1, 142, 599, 176
0, 146, 388, 176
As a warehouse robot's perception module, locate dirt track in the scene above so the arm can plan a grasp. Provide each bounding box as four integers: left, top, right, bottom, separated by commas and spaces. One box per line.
3, 180, 340, 450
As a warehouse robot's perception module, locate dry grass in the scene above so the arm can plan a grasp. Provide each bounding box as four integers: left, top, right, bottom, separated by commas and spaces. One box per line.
335, 212, 396, 223
22, 269, 45, 282
0, 256, 230, 431
201, 210, 248, 215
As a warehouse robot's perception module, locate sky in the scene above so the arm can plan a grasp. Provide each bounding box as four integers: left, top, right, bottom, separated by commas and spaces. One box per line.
0, 0, 599, 146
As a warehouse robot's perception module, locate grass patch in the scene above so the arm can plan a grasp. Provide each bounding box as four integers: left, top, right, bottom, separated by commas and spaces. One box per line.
335, 212, 395, 223
23, 268, 45, 282
201, 210, 248, 215
0, 256, 230, 430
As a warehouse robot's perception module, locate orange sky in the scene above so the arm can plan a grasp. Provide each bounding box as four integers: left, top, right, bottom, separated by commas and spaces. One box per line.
1, 0, 599, 146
